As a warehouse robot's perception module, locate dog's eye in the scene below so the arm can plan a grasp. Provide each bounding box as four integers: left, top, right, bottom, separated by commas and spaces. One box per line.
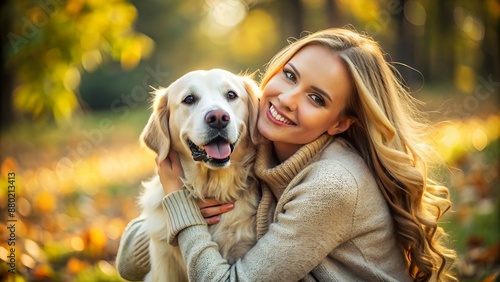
183, 95, 196, 104
227, 91, 238, 100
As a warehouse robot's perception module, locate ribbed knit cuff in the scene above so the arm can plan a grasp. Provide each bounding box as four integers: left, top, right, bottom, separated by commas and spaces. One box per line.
116, 217, 150, 281
162, 190, 207, 246
133, 230, 151, 271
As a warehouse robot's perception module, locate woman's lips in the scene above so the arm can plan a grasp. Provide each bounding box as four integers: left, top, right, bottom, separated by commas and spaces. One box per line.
268, 104, 295, 125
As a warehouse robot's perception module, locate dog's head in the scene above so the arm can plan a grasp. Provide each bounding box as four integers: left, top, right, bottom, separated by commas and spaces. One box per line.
141, 69, 260, 169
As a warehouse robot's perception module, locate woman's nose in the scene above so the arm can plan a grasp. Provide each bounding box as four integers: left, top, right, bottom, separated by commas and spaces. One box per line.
278, 89, 300, 111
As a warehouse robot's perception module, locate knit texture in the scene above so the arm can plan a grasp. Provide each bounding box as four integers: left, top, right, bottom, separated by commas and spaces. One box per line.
254, 134, 330, 239
162, 136, 412, 281
162, 190, 207, 245
117, 136, 413, 281
115, 217, 151, 281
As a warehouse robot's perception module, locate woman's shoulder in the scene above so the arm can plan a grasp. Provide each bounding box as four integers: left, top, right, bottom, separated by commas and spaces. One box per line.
297, 138, 377, 197
317, 138, 372, 177
320, 137, 361, 159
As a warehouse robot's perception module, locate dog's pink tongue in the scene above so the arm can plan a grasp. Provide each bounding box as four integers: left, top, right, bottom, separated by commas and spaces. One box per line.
204, 140, 231, 159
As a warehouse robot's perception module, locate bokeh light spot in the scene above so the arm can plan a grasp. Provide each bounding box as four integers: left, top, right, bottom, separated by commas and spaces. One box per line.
454, 7, 485, 42
71, 236, 85, 251
34, 191, 57, 213
454, 65, 476, 93
405, 0, 426, 26
63, 67, 81, 91
21, 254, 36, 269
472, 128, 488, 151
210, 0, 247, 27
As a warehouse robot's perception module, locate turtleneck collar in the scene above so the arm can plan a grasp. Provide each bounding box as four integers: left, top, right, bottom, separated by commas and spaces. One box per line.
255, 134, 332, 199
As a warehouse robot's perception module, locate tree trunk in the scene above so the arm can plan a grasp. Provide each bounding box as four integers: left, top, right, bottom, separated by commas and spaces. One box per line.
1, 1, 14, 129
394, 0, 416, 87
279, 0, 304, 38
326, 0, 342, 28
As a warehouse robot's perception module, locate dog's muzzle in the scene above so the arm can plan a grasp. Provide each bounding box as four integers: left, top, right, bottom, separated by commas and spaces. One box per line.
188, 137, 235, 164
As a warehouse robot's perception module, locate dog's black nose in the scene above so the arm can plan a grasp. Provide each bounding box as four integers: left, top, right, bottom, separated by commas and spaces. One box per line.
205, 109, 230, 129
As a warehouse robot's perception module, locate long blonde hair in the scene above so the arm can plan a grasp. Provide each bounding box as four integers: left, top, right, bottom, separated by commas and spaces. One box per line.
261, 28, 456, 281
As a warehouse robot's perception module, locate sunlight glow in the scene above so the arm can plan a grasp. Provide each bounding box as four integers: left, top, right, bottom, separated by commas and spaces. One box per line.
63, 67, 81, 91
25, 239, 43, 261
472, 128, 488, 151
440, 124, 461, 148
70, 236, 85, 251
202, 0, 248, 38
0, 247, 8, 261
404, 0, 426, 26
454, 7, 485, 43
82, 50, 102, 72
21, 254, 36, 269
98, 260, 115, 275
210, 0, 247, 27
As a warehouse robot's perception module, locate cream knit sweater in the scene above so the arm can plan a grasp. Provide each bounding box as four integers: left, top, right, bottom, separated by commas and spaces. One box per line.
116, 135, 412, 281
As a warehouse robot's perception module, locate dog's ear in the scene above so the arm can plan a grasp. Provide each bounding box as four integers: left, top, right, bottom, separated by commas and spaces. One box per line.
140, 89, 170, 162
241, 76, 261, 145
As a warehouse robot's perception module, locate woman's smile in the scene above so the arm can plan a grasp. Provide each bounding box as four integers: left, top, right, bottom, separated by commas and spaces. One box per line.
257, 44, 354, 162
268, 103, 295, 125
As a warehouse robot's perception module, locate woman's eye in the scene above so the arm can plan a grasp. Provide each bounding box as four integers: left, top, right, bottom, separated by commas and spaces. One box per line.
283, 69, 297, 83
227, 91, 238, 100
309, 94, 325, 106
183, 95, 196, 104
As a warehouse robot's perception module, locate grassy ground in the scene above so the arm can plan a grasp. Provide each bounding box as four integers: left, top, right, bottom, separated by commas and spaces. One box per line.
1, 106, 499, 281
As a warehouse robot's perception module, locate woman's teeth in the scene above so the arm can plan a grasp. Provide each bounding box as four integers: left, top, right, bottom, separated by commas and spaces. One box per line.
270, 105, 294, 125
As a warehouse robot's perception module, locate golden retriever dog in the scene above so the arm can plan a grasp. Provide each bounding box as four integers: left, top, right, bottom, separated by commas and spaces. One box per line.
138, 69, 261, 281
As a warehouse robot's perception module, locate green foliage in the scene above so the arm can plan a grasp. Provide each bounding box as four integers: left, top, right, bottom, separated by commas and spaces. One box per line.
2, 0, 498, 281
6, 0, 153, 123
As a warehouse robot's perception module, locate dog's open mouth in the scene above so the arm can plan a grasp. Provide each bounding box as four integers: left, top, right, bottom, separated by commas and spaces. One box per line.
188, 137, 235, 164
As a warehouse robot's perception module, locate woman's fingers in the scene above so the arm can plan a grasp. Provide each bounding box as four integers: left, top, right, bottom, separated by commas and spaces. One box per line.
166, 150, 181, 170
196, 199, 235, 225
199, 203, 234, 218
197, 198, 224, 209
157, 151, 183, 194
205, 216, 222, 225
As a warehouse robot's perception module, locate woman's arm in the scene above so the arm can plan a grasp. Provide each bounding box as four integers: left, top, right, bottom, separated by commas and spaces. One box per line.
115, 151, 234, 280
163, 163, 358, 281
116, 203, 235, 281
115, 217, 151, 281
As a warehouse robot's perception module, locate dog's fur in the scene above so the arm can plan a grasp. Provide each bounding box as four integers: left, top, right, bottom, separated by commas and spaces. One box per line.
138, 69, 261, 281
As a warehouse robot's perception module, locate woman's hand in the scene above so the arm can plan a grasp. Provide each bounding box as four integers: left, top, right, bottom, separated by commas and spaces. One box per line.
196, 199, 235, 225
156, 151, 183, 195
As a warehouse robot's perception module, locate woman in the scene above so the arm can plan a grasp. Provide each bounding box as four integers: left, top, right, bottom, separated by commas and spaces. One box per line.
117, 27, 456, 281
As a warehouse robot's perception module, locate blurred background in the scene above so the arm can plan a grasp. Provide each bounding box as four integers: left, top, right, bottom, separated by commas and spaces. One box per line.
0, 0, 498, 281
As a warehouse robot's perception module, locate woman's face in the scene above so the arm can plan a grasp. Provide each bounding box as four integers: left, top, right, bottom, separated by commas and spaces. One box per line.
257, 44, 354, 159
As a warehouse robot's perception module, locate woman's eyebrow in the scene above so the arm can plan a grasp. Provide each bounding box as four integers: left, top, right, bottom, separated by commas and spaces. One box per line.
288, 63, 300, 78
288, 63, 333, 102
312, 86, 333, 102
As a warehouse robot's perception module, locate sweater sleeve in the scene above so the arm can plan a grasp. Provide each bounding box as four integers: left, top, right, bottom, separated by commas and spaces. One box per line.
115, 217, 151, 281
162, 190, 207, 245
163, 162, 359, 282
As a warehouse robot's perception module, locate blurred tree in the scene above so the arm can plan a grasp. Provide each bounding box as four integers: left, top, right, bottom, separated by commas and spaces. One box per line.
430, 0, 456, 84
1, 1, 14, 129
4, 0, 153, 125
281, 0, 304, 38
3, 0, 497, 126
394, 0, 416, 86
326, 0, 342, 27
